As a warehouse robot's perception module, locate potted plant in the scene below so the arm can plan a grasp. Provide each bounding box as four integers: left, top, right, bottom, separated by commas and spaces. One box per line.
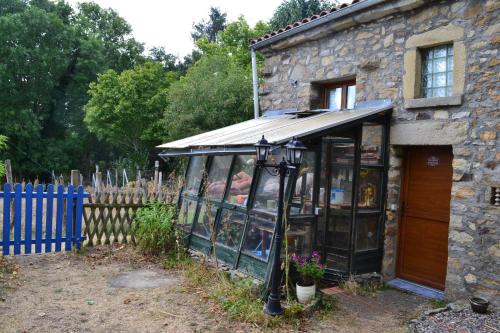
291, 251, 325, 304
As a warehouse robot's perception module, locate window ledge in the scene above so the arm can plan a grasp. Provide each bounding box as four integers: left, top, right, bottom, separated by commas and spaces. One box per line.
404, 95, 463, 109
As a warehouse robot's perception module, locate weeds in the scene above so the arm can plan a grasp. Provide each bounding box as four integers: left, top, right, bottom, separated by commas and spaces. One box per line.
134, 203, 177, 255
429, 298, 447, 309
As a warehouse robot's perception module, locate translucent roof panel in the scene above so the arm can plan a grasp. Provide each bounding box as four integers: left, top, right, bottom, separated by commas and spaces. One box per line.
158, 103, 391, 150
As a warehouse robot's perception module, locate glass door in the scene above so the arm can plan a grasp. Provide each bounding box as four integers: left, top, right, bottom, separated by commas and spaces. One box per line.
319, 137, 356, 275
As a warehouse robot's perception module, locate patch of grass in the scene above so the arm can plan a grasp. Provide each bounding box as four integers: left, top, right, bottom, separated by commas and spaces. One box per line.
180, 260, 335, 330
429, 298, 447, 309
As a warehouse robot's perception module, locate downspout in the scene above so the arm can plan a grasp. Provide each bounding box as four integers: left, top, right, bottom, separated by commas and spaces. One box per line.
251, 48, 259, 119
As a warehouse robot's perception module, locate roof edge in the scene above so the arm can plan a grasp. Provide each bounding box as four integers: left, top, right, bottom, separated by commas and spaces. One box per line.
250, 0, 387, 50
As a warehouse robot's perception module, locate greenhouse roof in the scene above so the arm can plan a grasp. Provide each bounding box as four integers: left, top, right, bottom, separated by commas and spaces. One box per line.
158, 101, 392, 157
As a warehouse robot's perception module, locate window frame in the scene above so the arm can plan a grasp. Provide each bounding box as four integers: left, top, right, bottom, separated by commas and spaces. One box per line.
420, 44, 454, 98
321, 80, 356, 110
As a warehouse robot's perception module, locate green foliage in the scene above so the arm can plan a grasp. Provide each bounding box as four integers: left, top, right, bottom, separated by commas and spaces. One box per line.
291, 252, 326, 286
269, 0, 334, 31
134, 203, 177, 256
191, 7, 227, 43
0, 0, 145, 179
166, 53, 253, 141
0, 135, 7, 178
429, 298, 448, 309
84, 62, 175, 168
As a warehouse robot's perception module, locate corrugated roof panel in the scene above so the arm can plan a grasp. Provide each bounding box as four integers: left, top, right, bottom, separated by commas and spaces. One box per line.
158, 104, 391, 150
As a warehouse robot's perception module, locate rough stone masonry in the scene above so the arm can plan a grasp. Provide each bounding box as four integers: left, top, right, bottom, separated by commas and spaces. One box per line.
257, 0, 499, 307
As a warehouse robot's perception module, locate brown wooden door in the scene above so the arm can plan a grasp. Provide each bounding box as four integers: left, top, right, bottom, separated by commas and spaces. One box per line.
397, 146, 452, 290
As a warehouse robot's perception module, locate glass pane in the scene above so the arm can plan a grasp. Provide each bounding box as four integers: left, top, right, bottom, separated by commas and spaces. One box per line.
447, 44, 453, 55
217, 209, 246, 249
242, 215, 275, 261
206, 155, 232, 201
433, 73, 446, 87
358, 168, 381, 209
286, 223, 312, 257
433, 87, 446, 97
332, 140, 355, 165
346, 85, 356, 109
361, 124, 383, 165
177, 199, 198, 233
424, 59, 432, 74
422, 75, 430, 88
356, 214, 379, 251
290, 151, 316, 215
225, 155, 255, 206
433, 46, 447, 58
326, 214, 350, 249
433, 57, 447, 73
447, 56, 453, 71
192, 202, 218, 238
328, 87, 342, 110
446, 71, 453, 87
446, 86, 452, 96
252, 149, 287, 213
330, 166, 353, 209
184, 156, 207, 196
325, 253, 348, 272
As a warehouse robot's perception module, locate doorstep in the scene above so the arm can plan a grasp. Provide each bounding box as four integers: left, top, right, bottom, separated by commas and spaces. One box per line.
386, 278, 444, 299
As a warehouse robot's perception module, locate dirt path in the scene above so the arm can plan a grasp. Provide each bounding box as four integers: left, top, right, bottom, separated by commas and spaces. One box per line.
0, 248, 257, 333
1, 247, 430, 333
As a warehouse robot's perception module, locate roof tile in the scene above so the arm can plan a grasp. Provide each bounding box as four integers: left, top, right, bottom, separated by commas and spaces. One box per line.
250, 0, 365, 46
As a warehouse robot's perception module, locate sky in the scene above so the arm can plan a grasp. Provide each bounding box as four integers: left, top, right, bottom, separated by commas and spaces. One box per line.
65, 0, 283, 57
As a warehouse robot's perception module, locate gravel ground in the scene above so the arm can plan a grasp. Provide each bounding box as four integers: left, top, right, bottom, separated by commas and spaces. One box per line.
411, 307, 499, 333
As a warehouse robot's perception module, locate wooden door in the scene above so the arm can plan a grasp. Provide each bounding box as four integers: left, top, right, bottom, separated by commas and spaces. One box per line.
397, 146, 452, 290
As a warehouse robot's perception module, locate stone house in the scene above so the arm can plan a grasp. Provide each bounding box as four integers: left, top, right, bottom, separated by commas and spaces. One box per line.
249, 0, 499, 305
159, 0, 498, 307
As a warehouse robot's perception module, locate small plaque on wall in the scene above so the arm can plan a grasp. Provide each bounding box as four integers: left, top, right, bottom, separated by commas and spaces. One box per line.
427, 156, 439, 167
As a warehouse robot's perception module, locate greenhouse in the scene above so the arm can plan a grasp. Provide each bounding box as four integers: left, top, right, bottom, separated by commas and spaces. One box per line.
158, 100, 392, 283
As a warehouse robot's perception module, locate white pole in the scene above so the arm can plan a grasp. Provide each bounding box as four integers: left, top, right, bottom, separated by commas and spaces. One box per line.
251, 48, 259, 119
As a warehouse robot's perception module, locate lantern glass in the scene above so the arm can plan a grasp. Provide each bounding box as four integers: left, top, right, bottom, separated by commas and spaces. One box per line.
255, 135, 271, 163
285, 137, 307, 165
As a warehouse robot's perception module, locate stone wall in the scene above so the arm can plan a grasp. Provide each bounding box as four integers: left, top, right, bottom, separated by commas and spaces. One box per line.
258, 0, 499, 306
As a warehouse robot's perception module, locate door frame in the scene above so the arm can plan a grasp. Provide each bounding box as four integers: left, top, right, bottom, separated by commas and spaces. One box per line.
396, 145, 452, 290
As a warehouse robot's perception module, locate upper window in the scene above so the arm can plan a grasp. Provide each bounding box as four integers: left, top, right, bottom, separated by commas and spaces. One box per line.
323, 80, 356, 110
421, 44, 453, 98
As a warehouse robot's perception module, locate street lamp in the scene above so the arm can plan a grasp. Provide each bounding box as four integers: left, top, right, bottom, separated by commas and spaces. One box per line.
255, 135, 307, 316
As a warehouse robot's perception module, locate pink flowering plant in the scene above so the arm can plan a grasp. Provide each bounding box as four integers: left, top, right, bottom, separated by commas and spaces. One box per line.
291, 250, 325, 286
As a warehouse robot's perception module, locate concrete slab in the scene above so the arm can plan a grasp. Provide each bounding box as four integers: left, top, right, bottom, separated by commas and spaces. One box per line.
108, 269, 177, 289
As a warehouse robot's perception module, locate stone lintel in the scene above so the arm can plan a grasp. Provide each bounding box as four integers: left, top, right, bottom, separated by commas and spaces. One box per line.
405, 24, 465, 48
390, 120, 469, 145
404, 95, 463, 109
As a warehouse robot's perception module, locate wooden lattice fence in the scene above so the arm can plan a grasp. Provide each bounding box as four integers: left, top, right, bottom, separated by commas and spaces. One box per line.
83, 188, 179, 246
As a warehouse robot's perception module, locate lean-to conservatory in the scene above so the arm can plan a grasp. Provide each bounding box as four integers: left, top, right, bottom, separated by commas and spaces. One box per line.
159, 101, 391, 282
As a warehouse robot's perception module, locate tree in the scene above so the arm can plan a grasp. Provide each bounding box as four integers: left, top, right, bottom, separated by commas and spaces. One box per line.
0, 136, 7, 179
166, 53, 253, 141
269, 0, 334, 31
191, 7, 227, 43
0, 0, 145, 179
84, 62, 175, 168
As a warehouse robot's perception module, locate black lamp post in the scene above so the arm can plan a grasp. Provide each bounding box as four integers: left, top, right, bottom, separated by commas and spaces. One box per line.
255, 135, 307, 316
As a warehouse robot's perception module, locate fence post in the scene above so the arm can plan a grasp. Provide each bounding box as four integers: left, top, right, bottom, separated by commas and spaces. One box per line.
5, 160, 14, 228
95, 171, 102, 193
70, 170, 80, 247
5, 159, 12, 184
71, 170, 80, 186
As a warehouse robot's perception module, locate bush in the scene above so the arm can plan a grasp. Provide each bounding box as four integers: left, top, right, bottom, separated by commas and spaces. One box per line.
134, 203, 177, 255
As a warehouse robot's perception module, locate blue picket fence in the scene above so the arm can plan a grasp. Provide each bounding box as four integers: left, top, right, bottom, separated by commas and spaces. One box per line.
0, 183, 90, 255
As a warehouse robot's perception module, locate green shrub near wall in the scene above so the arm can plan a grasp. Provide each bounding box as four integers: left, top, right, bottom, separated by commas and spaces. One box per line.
134, 203, 178, 256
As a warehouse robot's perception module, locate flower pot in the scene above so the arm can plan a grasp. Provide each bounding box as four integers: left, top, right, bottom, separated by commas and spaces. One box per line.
470, 297, 489, 314
296, 283, 316, 304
